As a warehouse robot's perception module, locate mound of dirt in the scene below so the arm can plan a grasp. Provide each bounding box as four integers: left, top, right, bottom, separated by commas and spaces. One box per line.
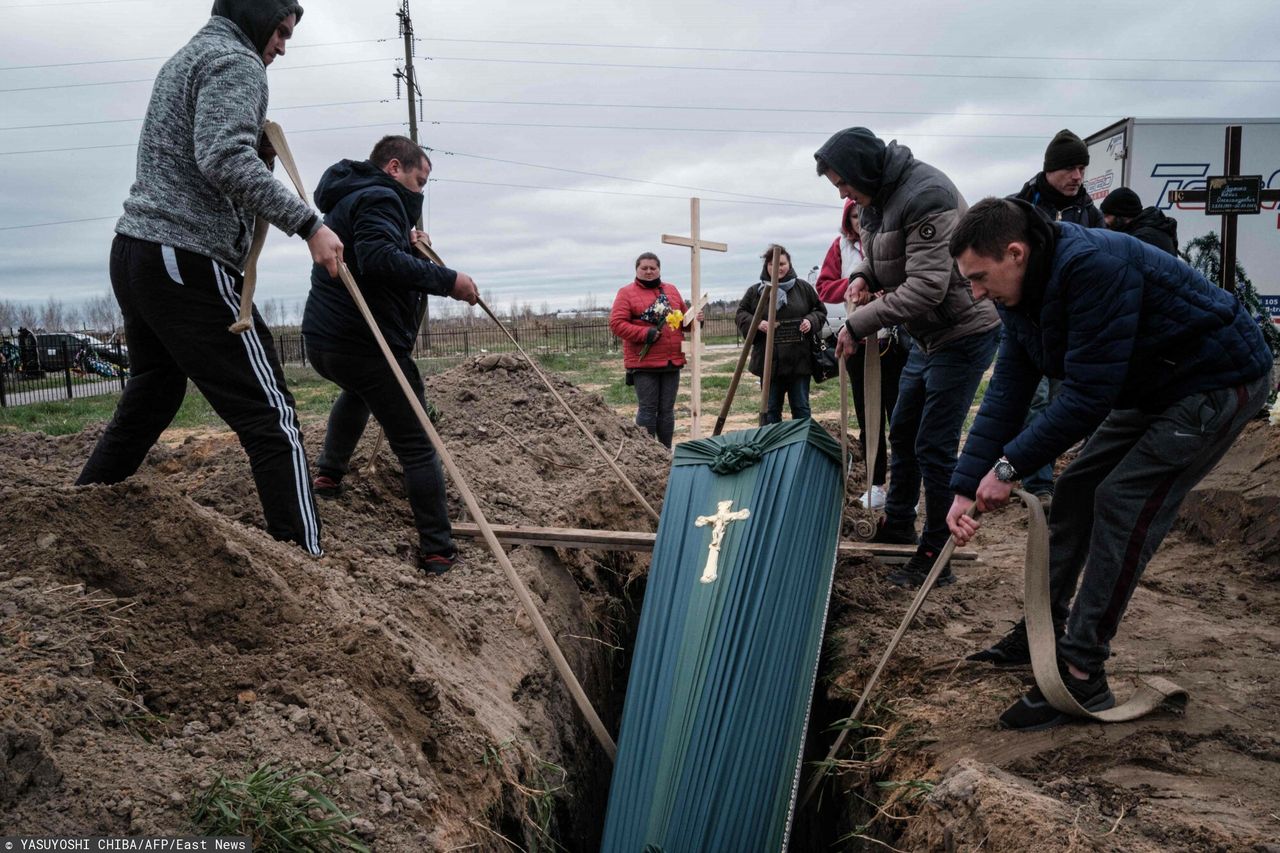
807, 422, 1280, 851
0, 357, 661, 850
5, 356, 1278, 851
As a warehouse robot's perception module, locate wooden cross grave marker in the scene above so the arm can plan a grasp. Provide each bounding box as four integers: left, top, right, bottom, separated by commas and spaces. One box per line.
663, 197, 727, 439
694, 500, 751, 584
1165, 124, 1280, 293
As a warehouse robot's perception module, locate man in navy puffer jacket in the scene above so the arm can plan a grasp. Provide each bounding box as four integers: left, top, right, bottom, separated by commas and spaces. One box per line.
945, 197, 1272, 731
302, 135, 479, 574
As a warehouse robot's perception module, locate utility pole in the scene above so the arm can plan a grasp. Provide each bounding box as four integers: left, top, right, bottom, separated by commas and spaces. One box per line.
394, 0, 420, 148
393, 0, 429, 336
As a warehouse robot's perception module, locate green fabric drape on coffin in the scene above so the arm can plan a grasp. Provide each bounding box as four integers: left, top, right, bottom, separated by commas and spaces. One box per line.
602, 419, 844, 852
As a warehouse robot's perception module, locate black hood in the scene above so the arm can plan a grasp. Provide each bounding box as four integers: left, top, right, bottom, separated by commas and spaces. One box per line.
1007, 198, 1060, 316
814, 127, 887, 196
314, 159, 424, 222
211, 0, 303, 56
1129, 207, 1179, 240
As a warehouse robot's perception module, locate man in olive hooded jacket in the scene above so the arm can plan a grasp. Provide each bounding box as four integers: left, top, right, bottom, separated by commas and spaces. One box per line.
816, 127, 1001, 587
77, 0, 344, 555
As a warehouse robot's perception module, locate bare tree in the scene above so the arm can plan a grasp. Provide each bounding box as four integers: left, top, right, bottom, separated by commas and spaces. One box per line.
0, 300, 16, 330
84, 292, 123, 333
16, 302, 38, 329
39, 297, 67, 331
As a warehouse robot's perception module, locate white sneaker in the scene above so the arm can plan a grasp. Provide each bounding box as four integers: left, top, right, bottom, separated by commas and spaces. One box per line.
859, 485, 887, 510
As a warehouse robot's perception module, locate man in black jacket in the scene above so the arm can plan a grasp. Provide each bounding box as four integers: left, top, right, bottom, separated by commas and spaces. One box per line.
1007, 129, 1104, 504
1099, 188, 1180, 256
1014, 129, 1103, 227
302, 135, 478, 573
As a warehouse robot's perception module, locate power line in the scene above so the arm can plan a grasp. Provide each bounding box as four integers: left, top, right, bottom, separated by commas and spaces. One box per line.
0, 39, 393, 72
421, 96, 1127, 121
0, 216, 118, 231
424, 36, 1280, 66
0, 116, 1055, 155
0, 96, 1123, 133
423, 55, 1280, 85
0, 0, 148, 7
0, 99, 394, 132
424, 119, 1051, 140
0, 120, 406, 155
426, 147, 825, 206
0, 58, 396, 94
429, 177, 822, 208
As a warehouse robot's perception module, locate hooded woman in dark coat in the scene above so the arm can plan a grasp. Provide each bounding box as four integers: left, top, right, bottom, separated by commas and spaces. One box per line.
735, 244, 826, 424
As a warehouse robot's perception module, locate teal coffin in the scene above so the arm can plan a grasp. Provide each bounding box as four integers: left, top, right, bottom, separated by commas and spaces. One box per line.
602, 419, 844, 852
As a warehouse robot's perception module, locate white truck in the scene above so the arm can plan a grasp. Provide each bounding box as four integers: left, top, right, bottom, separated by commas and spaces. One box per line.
1084, 117, 1280, 321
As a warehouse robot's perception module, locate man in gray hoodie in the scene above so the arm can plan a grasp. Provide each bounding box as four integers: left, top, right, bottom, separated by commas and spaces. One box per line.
816, 127, 1001, 588
76, 0, 344, 555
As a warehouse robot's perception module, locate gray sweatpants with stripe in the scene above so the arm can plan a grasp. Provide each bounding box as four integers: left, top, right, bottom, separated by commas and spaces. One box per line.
78, 235, 322, 555
1049, 374, 1270, 673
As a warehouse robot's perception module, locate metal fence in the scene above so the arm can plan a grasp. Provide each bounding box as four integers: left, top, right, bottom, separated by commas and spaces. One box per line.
275, 315, 741, 366
0, 316, 742, 407
0, 334, 129, 408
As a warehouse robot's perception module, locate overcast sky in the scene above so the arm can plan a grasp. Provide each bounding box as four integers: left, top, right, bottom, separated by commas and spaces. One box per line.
1, 0, 1277, 323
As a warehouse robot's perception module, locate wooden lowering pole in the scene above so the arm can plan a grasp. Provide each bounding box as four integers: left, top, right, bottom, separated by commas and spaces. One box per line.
230, 121, 305, 334
266, 128, 617, 758
337, 262, 617, 759
711, 289, 769, 436
662, 197, 727, 439
411, 236, 660, 524
758, 247, 782, 426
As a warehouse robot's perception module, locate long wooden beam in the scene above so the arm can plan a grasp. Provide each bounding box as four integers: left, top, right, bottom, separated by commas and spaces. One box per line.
450, 523, 977, 560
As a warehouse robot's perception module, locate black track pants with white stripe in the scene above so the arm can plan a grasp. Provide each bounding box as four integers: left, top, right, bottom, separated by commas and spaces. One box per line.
78, 235, 322, 555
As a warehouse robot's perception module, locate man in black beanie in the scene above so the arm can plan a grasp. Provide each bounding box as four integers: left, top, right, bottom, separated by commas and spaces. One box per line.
1015, 129, 1103, 227
1100, 188, 1180, 256
815, 127, 1001, 588
998, 128, 1104, 511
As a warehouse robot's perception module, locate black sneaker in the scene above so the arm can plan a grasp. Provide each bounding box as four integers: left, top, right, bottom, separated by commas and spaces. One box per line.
967, 619, 1031, 666
869, 516, 918, 546
417, 549, 462, 575
998, 661, 1115, 731
313, 474, 342, 498
886, 547, 955, 588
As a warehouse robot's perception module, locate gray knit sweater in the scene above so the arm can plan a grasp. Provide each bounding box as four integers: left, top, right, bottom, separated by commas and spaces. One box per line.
115, 15, 318, 272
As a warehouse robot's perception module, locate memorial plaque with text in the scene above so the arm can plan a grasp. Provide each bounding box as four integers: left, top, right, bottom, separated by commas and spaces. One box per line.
1205, 175, 1263, 215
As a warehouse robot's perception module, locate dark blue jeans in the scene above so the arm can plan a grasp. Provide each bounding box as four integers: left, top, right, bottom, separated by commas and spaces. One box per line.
309, 347, 454, 558
765, 374, 811, 424
633, 369, 681, 448
884, 328, 999, 552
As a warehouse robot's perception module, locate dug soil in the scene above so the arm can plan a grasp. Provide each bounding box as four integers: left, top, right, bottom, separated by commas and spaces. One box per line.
2, 360, 1278, 852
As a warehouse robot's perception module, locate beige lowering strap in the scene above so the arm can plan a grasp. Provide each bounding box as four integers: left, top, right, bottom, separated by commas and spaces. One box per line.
861, 335, 882, 513
1016, 488, 1188, 722
268, 128, 618, 759
230, 120, 305, 335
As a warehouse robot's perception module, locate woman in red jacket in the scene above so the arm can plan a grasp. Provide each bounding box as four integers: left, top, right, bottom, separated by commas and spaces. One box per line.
609, 252, 688, 448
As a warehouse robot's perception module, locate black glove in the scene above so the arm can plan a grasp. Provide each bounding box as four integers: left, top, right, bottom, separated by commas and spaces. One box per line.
645, 327, 661, 344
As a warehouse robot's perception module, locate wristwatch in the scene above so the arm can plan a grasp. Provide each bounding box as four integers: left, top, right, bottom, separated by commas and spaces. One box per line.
993, 456, 1019, 482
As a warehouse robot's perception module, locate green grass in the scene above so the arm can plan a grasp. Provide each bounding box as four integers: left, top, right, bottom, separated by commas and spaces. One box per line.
189, 762, 369, 853
2, 346, 995, 441
0, 366, 338, 436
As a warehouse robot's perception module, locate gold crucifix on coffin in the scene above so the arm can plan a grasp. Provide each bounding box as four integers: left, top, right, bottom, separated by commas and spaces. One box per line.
694, 500, 751, 584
